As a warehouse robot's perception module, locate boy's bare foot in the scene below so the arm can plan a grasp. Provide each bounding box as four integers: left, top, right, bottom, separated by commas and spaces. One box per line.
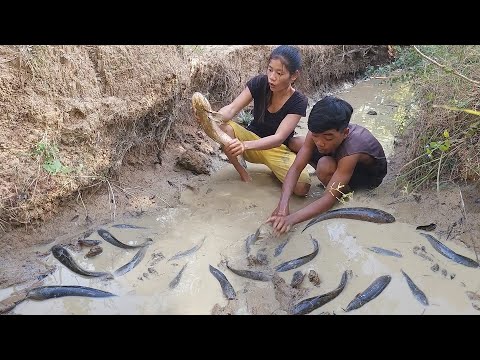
240, 174, 253, 182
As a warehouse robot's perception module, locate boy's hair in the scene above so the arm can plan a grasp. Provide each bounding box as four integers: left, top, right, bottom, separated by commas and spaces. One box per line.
307, 96, 353, 133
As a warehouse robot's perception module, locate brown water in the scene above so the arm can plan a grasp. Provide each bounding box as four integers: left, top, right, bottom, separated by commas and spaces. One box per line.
3, 79, 479, 315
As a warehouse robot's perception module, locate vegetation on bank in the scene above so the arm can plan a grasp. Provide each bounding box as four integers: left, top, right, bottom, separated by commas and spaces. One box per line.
368, 45, 480, 192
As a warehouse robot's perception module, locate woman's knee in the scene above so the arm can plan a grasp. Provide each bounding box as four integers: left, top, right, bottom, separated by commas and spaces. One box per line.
219, 123, 235, 138
288, 136, 305, 154
316, 156, 337, 184
293, 182, 311, 197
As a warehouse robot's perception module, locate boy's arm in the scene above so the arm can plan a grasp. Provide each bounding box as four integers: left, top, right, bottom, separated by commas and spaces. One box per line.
271, 154, 360, 235
267, 133, 314, 223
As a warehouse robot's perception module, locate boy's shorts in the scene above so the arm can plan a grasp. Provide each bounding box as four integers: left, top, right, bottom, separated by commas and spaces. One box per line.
227, 121, 311, 184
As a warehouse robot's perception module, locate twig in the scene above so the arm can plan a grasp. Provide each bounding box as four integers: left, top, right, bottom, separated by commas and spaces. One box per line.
457, 186, 477, 263
105, 179, 116, 221
436, 151, 444, 194
158, 115, 175, 151
77, 190, 88, 219
413, 45, 480, 87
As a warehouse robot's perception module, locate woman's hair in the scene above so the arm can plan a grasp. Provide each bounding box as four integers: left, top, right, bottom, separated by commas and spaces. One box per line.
257, 45, 302, 123
307, 96, 353, 133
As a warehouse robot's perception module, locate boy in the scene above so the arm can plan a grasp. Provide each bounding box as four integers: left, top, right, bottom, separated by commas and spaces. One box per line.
267, 95, 387, 235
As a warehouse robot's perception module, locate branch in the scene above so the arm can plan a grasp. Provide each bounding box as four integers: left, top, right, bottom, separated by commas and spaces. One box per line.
413, 45, 480, 87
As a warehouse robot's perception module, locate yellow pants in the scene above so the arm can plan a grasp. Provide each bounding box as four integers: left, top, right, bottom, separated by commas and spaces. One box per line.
227, 121, 311, 184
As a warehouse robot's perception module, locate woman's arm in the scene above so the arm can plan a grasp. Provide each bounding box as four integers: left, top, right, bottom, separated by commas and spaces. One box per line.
244, 113, 301, 151
217, 87, 253, 120
226, 113, 302, 156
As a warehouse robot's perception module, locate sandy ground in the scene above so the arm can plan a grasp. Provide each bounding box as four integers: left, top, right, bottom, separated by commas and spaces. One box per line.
1, 78, 479, 315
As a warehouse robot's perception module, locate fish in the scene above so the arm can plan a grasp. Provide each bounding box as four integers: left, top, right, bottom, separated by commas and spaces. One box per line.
274, 234, 293, 257
290, 271, 305, 288
112, 224, 148, 229
420, 233, 479, 268
78, 239, 102, 247
113, 246, 149, 277
191, 92, 247, 169
26, 286, 116, 300
245, 228, 261, 255
97, 229, 153, 249
401, 269, 429, 306
0, 280, 47, 314
416, 223, 436, 231
290, 270, 351, 315
275, 236, 319, 272
302, 207, 395, 232
367, 246, 402, 258
168, 236, 206, 262
226, 261, 273, 281
345, 275, 391, 312
169, 263, 188, 289
85, 245, 103, 258
51, 245, 113, 279
209, 265, 236, 300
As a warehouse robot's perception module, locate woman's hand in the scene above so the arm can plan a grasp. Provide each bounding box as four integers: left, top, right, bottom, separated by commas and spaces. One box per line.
225, 138, 245, 157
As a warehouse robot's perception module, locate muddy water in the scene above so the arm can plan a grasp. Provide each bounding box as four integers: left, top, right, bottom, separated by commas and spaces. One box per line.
4, 79, 480, 315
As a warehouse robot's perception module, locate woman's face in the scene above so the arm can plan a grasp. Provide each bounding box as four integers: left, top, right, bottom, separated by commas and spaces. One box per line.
266, 59, 296, 92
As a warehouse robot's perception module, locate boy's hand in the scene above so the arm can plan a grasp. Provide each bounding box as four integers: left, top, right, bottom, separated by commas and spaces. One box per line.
266, 214, 294, 236
225, 138, 245, 157
270, 204, 289, 218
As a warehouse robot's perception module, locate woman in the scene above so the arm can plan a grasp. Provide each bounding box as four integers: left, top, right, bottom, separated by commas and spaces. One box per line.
199, 45, 311, 196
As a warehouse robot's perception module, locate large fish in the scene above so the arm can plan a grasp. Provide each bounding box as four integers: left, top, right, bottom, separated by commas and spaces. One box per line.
51, 245, 113, 279
345, 275, 391, 312
225, 261, 273, 282
290, 270, 351, 315
26, 286, 116, 300
303, 207, 395, 232
191, 92, 247, 168
209, 265, 237, 300
420, 233, 479, 268
168, 236, 206, 262
113, 246, 149, 277
97, 229, 152, 250
401, 269, 429, 306
274, 236, 319, 272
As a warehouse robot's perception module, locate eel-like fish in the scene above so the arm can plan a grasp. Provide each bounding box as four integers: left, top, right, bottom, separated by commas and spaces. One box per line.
303, 207, 395, 232
275, 236, 319, 272
420, 233, 479, 268
51, 245, 113, 279
26, 285, 116, 300
274, 234, 293, 258
401, 269, 429, 306
245, 228, 261, 255
367, 246, 402, 258
168, 236, 206, 262
169, 263, 188, 289
112, 224, 148, 229
226, 261, 273, 281
209, 265, 236, 300
97, 229, 153, 249
290, 270, 351, 315
345, 275, 391, 312
113, 246, 149, 277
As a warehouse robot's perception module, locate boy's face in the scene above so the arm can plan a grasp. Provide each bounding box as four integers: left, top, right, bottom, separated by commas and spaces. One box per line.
311, 128, 349, 154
